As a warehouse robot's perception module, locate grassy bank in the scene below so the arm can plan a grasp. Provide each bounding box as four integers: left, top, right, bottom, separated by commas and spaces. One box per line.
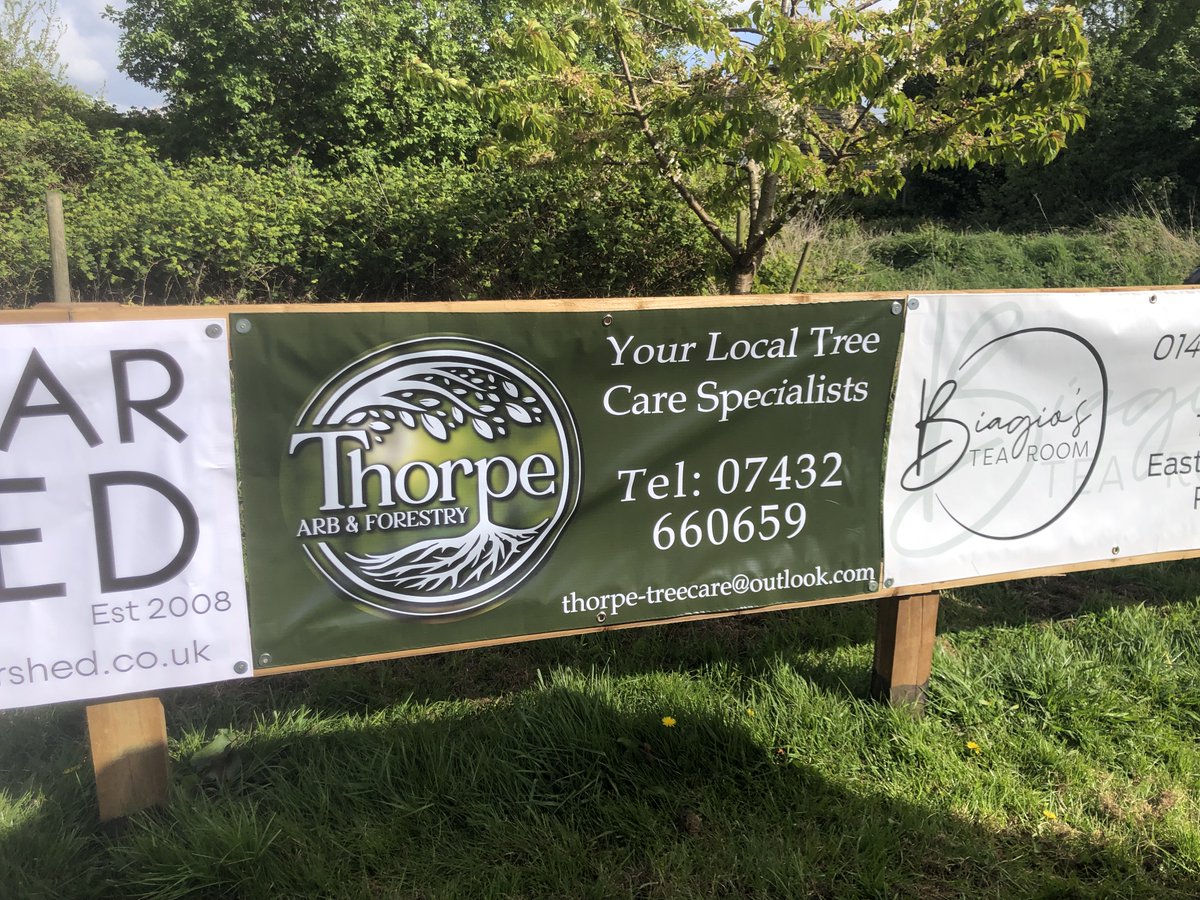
3, 563, 1200, 898
758, 214, 1200, 294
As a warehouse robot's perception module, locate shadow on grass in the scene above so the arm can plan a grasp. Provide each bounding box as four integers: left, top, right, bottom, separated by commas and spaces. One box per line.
5, 683, 1199, 898
161, 558, 1200, 718
9, 681, 1200, 900
4, 561, 1200, 896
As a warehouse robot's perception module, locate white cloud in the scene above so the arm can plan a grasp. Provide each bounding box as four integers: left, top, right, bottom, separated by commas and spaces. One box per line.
55, 0, 164, 108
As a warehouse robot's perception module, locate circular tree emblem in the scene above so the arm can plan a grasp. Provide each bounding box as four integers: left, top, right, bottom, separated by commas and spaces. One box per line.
283, 337, 581, 618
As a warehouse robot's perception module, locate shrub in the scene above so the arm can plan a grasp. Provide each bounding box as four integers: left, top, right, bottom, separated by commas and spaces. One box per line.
0, 153, 716, 306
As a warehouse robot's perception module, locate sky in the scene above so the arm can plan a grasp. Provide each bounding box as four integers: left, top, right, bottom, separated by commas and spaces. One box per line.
55, 0, 164, 108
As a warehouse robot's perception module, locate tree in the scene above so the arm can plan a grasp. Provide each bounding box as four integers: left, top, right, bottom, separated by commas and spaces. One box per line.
1, 0, 62, 74
1037, 0, 1198, 216
895, 0, 1199, 224
414, 0, 1090, 292
108, 0, 514, 166
1, 0, 117, 213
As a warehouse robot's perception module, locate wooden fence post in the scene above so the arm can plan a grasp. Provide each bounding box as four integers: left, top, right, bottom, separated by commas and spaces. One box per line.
86, 697, 170, 824
45, 190, 71, 304
870, 592, 939, 712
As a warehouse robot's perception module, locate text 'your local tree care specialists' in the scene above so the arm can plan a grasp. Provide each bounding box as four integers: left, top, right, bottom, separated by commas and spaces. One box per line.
582, 305, 898, 620
231, 302, 900, 669
0, 320, 251, 709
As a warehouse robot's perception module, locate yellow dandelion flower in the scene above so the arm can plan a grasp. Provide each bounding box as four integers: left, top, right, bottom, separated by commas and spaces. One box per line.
746, 708, 756, 717
1043, 809, 1057, 820
661, 716, 677, 727
966, 741, 981, 754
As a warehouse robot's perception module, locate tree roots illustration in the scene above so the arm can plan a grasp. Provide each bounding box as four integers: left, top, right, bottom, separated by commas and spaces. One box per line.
348, 519, 548, 593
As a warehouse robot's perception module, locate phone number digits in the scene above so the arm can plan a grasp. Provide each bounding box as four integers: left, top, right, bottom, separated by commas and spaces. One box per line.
652, 503, 806, 550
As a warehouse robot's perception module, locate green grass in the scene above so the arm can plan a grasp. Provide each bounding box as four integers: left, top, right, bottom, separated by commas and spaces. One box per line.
3, 563, 1200, 897
756, 214, 1200, 294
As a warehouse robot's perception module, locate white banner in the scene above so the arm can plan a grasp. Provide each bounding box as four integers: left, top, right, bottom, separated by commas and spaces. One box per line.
884, 290, 1200, 586
0, 319, 251, 709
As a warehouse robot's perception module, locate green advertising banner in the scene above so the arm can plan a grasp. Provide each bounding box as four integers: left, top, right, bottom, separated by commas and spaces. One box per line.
231, 302, 901, 667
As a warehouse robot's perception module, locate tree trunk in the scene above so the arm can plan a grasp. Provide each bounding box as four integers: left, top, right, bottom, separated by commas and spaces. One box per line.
728, 252, 760, 294
729, 267, 755, 294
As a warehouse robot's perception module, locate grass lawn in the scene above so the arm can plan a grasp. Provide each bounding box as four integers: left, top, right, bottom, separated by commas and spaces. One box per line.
757, 214, 1200, 296
3, 561, 1200, 898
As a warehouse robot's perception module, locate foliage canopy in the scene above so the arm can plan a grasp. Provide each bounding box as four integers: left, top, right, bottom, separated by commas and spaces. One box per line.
1042, 0, 1198, 216
1, 0, 61, 74
109, 0, 512, 166
876, 0, 1199, 223
412, 0, 1090, 290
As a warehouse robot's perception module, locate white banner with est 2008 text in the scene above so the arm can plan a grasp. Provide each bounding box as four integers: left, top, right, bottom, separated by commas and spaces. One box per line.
0, 319, 251, 709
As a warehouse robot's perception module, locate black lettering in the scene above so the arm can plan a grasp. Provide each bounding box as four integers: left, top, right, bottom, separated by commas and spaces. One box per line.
900, 379, 970, 491
0, 349, 101, 451
91, 471, 199, 592
110, 350, 187, 444
0, 477, 65, 602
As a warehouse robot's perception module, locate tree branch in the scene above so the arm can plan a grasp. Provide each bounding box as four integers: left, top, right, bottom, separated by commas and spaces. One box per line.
622, 7, 690, 36
746, 160, 761, 234
612, 31, 738, 257
747, 187, 817, 256
837, 15, 929, 153
793, 108, 840, 160
753, 172, 780, 242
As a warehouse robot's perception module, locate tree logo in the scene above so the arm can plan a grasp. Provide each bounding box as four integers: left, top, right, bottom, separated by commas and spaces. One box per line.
283, 337, 580, 618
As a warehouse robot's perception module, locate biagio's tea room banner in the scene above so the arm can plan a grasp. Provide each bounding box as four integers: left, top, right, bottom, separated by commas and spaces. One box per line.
883, 290, 1200, 586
